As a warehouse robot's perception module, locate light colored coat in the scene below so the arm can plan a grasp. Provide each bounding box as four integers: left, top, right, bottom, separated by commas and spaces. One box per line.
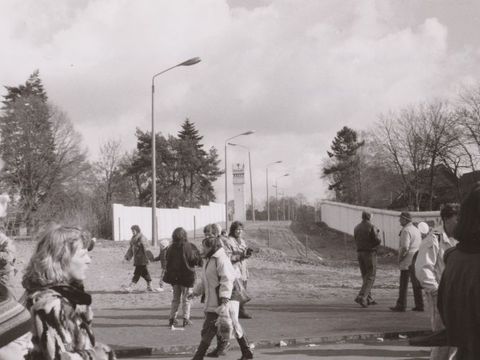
193, 247, 235, 313
222, 236, 249, 281
26, 289, 112, 359
398, 222, 421, 270
415, 227, 457, 294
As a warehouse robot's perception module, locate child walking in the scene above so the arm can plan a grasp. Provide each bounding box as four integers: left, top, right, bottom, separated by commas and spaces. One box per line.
124, 225, 154, 292
153, 237, 171, 291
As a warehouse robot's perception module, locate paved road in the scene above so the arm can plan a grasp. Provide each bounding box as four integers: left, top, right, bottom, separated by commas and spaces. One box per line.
120, 340, 430, 359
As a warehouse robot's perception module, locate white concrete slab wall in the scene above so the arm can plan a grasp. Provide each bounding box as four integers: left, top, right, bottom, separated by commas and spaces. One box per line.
320, 200, 442, 249
112, 202, 226, 241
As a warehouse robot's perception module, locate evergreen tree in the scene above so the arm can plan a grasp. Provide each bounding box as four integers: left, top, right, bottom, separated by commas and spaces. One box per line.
323, 126, 365, 204
126, 120, 222, 208
178, 118, 203, 148
0, 71, 56, 230
177, 119, 223, 206
0, 71, 87, 232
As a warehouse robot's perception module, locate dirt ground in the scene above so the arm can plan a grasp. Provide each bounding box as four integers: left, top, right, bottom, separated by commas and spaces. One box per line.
9, 221, 401, 309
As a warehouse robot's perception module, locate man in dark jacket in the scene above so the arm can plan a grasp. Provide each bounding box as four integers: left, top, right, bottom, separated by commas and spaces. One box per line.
354, 211, 381, 308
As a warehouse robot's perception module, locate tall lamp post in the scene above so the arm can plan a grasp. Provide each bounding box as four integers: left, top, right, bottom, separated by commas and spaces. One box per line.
224, 131, 255, 230
266, 161, 282, 222
274, 174, 289, 221
228, 142, 255, 222
151, 57, 201, 245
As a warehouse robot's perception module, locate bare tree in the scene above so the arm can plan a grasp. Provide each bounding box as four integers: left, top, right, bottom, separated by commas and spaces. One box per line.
376, 107, 429, 210
421, 102, 460, 209
95, 139, 122, 206
456, 85, 480, 170
32, 105, 90, 226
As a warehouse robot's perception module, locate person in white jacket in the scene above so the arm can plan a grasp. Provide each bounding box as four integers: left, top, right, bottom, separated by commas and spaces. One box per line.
390, 212, 423, 312
415, 203, 459, 360
189, 234, 253, 360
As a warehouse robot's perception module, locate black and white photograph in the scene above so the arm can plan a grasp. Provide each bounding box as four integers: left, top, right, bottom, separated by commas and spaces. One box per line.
1, 1, 480, 359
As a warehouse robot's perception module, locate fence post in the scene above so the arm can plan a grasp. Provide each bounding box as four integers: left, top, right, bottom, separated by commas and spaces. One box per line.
194, 216, 196, 241
382, 230, 386, 247
305, 234, 308, 258
118, 217, 121, 242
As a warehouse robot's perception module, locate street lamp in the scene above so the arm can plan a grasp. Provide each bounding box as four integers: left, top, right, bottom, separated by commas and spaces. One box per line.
266, 161, 282, 222
224, 131, 255, 230
228, 142, 255, 222
274, 174, 289, 221
151, 57, 201, 245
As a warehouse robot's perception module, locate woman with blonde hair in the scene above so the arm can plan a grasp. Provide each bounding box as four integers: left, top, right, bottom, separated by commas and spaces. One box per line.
22, 225, 115, 360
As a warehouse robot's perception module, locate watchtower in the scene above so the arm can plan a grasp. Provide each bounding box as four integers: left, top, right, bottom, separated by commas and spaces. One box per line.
232, 163, 246, 221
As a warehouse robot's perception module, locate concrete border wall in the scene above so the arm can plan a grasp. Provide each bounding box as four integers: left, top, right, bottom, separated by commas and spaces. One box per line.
112, 202, 225, 241
320, 200, 441, 249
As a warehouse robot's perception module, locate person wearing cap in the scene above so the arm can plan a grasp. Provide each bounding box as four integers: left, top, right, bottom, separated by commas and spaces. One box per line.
390, 211, 423, 312
22, 225, 115, 359
153, 236, 171, 292
353, 211, 381, 308
415, 204, 459, 360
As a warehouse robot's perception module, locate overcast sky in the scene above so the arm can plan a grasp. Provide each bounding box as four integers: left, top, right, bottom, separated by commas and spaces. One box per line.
2, 0, 480, 206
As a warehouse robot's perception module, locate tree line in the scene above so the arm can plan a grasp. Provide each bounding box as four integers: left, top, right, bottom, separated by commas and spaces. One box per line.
322, 89, 480, 211
0, 71, 222, 237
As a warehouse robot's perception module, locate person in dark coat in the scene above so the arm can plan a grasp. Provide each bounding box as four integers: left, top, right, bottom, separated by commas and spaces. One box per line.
163, 227, 202, 327
124, 225, 153, 292
438, 184, 480, 359
353, 211, 381, 308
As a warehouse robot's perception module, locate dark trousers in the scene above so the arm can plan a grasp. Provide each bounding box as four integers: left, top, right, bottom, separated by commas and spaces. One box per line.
239, 280, 248, 314
357, 251, 376, 301
132, 265, 152, 283
396, 269, 423, 310
201, 312, 219, 344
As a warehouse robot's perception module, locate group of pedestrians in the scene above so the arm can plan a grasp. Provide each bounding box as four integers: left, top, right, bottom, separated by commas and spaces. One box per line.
353, 184, 480, 359
121, 220, 255, 360
0, 210, 255, 360
189, 222, 254, 360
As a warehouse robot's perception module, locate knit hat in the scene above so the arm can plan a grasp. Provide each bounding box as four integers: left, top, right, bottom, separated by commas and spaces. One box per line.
417, 222, 430, 235
0, 284, 31, 347
400, 211, 412, 222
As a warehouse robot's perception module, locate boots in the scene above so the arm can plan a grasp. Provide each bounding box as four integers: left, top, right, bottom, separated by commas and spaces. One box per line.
237, 336, 253, 360
206, 336, 229, 357
192, 341, 210, 360
146, 281, 154, 292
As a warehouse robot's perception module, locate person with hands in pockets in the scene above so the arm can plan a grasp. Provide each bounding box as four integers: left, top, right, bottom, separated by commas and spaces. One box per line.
390, 212, 423, 312
189, 232, 253, 360
415, 203, 459, 360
